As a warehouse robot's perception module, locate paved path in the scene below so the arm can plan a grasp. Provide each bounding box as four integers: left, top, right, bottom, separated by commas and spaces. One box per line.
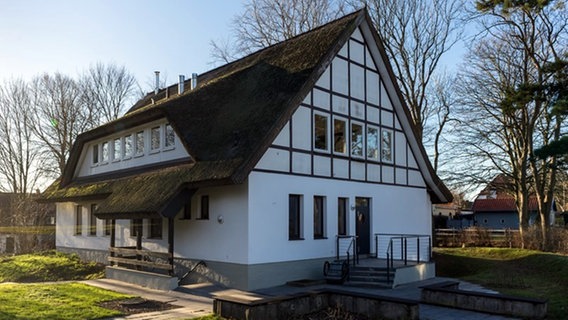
84, 277, 518, 320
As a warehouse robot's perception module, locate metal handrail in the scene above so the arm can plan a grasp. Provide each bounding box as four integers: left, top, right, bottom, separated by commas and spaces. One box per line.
376, 233, 432, 283
336, 235, 358, 267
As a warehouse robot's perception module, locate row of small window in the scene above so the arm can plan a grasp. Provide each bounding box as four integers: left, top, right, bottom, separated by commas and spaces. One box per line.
289, 195, 349, 240
92, 123, 175, 165
313, 113, 393, 162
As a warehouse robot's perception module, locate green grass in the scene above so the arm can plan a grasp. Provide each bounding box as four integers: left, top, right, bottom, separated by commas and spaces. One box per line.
434, 247, 568, 320
0, 282, 131, 319
0, 251, 105, 282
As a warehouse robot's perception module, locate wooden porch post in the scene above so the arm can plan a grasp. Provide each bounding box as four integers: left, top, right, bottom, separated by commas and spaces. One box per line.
136, 220, 142, 270
110, 219, 116, 266
168, 217, 174, 276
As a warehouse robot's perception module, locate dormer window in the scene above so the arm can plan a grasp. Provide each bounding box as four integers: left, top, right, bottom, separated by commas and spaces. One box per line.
151, 126, 160, 151
113, 138, 121, 161
135, 131, 144, 156
165, 124, 175, 148
123, 134, 133, 158
101, 142, 109, 162
92, 144, 99, 165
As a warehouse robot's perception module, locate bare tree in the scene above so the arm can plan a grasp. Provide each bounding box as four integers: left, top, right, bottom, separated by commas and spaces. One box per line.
453, 0, 568, 248
0, 79, 43, 195
356, 0, 465, 143
210, 0, 345, 64
80, 62, 138, 123
28, 73, 95, 177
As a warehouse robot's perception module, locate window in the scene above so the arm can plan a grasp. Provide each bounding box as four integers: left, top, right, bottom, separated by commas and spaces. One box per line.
165, 124, 175, 148
101, 142, 109, 162
151, 126, 161, 151
351, 123, 364, 157
314, 114, 329, 151
131, 219, 142, 237
289, 195, 303, 240
113, 138, 121, 161
367, 126, 379, 159
333, 118, 346, 154
313, 196, 325, 239
123, 134, 133, 158
92, 145, 99, 165
199, 195, 209, 220
135, 131, 144, 156
149, 218, 163, 239
75, 205, 82, 235
104, 219, 112, 236
89, 204, 97, 236
338, 198, 348, 236
182, 202, 191, 219
381, 129, 392, 162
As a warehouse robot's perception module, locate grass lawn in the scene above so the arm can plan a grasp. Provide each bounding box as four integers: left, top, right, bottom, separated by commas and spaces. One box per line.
434, 247, 568, 320
0, 282, 132, 319
0, 250, 104, 282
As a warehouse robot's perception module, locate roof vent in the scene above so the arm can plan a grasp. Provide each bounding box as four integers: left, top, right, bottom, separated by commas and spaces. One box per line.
154, 71, 160, 95
178, 75, 185, 95
191, 73, 198, 90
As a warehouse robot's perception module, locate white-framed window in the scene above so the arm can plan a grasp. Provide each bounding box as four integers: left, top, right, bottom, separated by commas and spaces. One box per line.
313, 196, 326, 239
135, 131, 144, 156
333, 117, 347, 154
75, 205, 83, 236
165, 124, 175, 149
101, 141, 109, 162
151, 126, 161, 151
148, 218, 163, 239
313, 112, 329, 152
197, 195, 209, 220
123, 134, 133, 159
367, 126, 379, 160
381, 129, 393, 162
92, 144, 99, 165
289, 194, 304, 240
112, 138, 121, 161
351, 121, 364, 157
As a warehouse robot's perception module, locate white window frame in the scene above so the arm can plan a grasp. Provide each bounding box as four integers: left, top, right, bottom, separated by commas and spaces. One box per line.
332, 116, 348, 155
313, 111, 330, 153
350, 121, 365, 158
123, 134, 133, 159
164, 123, 175, 150
150, 126, 161, 153
91, 144, 99, 166
366, 125, 380, 160
381, 128, 393, 163
135, 130, 145, 157
101, 141, 109, 163
112, 137, 121, 162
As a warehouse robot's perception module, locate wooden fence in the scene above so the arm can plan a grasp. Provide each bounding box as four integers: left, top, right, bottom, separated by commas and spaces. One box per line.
434, 228, 520, 248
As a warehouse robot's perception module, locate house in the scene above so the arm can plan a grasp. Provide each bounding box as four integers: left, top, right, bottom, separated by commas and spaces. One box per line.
40, 10, 452, 291
0, 192, 55, 254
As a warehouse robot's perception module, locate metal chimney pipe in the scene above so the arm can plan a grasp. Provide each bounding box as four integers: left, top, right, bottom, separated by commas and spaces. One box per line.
154, 71, 160, 95
191, 73, 198, 90
178, 75, 185, 95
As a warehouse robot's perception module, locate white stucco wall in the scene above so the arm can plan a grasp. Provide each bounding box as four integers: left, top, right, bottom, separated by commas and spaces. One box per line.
246, 171, 431, 264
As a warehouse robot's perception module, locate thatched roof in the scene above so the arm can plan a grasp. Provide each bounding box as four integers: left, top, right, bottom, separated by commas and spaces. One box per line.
41, 9, 452, 218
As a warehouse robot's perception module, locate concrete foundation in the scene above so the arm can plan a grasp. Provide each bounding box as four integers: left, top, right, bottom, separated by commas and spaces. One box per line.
106, 266, 179, 291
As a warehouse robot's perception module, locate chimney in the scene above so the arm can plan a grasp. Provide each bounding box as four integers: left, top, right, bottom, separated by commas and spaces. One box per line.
191, 73, 198, 90
178, 75, 185, 95
154, 71, 160, 95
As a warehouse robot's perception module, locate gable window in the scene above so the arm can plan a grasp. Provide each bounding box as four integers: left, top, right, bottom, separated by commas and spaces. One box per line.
314, 113, 329, 151
89, 204, 97, 236
123, 134, 133, 158
381, 129, 393, 162
338, 198, 347, 236
151, 126, 161, 151
92, 144, 99, 165
367, 126, 379, 160
135, 131, 144, 156
314, 196, 326, 239
182, 202, 191, 219
333, 118, 346, 154
198, 195, 209, 220
101, 141, 109, 162
149, 218, 163, 239
351, 122, 364, 157
113, 138, 121, 161
165, 124, 175, 148
75, 205, 83, 235
289, 194, 303, 240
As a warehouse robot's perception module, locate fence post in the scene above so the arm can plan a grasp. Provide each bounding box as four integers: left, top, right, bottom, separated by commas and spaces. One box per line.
417, 237, 420, 263
404, 237, 407, 265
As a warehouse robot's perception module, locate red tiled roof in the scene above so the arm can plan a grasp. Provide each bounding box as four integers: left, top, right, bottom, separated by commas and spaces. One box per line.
472, 197, 538, 212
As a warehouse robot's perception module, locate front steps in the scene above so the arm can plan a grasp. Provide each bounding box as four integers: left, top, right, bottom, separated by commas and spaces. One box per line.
345, 265, 394, 288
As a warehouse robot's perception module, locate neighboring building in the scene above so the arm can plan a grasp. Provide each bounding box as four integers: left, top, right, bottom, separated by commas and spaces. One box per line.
41, 10, 452, 290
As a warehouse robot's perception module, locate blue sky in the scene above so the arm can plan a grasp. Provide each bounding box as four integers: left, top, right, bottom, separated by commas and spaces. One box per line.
0, 0, 244, 88
0, 1, 466, 90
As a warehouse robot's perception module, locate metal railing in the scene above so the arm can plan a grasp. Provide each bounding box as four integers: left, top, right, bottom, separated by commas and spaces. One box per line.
375, 233, 431, 282
336, 235, 358, 267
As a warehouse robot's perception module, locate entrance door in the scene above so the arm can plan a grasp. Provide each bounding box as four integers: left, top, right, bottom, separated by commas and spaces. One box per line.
355, 197, 370, 255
